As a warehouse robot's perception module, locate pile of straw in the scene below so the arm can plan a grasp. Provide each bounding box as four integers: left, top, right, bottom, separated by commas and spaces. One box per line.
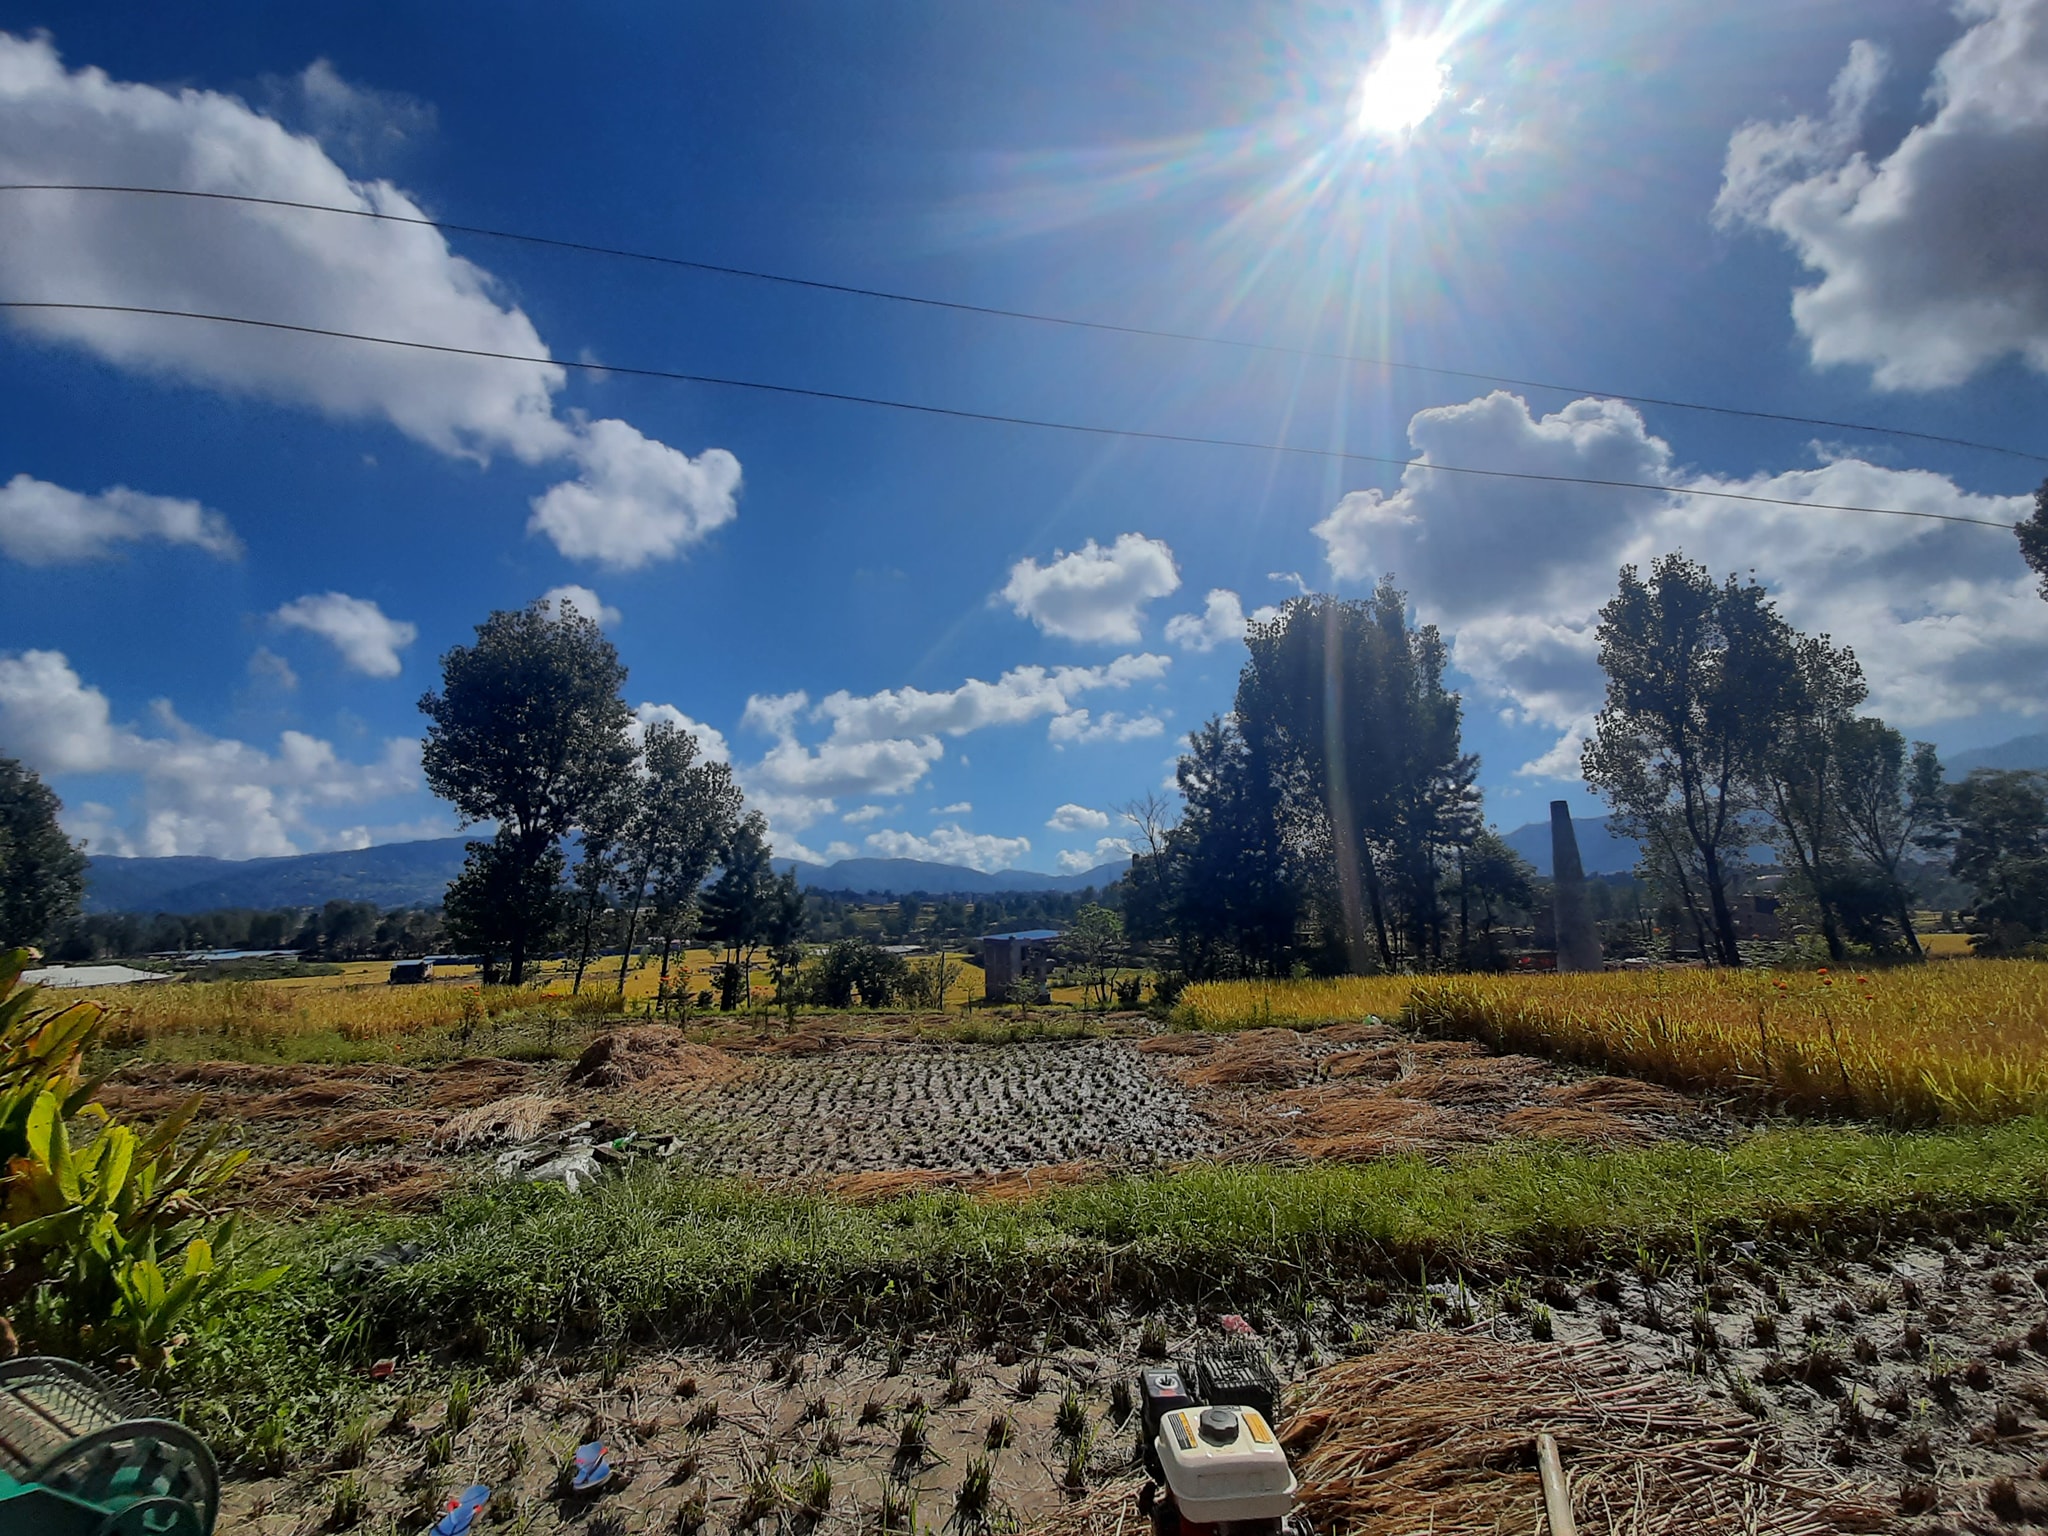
1286, 1333, 1884, 1536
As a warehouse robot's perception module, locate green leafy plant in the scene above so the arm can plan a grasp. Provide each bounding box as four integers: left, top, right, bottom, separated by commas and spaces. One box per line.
0, 948, 279, 1366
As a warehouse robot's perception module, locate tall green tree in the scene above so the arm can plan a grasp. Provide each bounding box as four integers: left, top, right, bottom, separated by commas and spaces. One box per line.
1755, 633, 1866, 960
444, 838, 570, 983
1234, 585, 1478, 969
701, 812, 778, 1010
419, 602, 634, 983
1944, 769, 2048, 954
2019, 477, 2048, 601
1833, 722, 1944, 958
1451, 828, 1536, 966
612, 721, 744, 995
1583, 556, 1798, 966
0, 758, 86, 950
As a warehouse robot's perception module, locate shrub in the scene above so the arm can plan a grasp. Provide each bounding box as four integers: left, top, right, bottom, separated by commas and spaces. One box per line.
0, 948, 277, 1367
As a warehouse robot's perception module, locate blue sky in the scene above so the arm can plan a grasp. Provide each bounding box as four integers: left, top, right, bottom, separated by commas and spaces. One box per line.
2, 0, 2045, 873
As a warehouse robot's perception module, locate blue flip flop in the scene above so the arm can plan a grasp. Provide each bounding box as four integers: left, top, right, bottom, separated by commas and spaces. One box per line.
571, 1441, 615, 1493
430, 1483, 490, 1535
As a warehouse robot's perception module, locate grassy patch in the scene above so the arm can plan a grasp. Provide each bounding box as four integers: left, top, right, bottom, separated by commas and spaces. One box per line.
171, 1115, 2048, 1460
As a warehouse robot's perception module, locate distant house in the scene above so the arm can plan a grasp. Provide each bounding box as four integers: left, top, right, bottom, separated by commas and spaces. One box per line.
388, 960, 434, 985
979, 929, 1059, 1003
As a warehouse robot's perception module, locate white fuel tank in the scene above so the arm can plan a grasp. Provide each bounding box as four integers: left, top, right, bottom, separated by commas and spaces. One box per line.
1154, 1404, 1297, 1525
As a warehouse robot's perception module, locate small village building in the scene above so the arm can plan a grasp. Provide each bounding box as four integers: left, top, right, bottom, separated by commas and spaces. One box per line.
388, 960, 435, 985
979, 929, 1059, 1003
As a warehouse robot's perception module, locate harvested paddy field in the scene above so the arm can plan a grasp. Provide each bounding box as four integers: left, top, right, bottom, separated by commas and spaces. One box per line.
60, 967, 2048, 1536
98, 1013, 1718, 1210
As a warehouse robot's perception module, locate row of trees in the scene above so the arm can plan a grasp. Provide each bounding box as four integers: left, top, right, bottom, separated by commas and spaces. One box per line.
1127, 556, 2046, 976
422, 600, 807, 999
1581, 554, 2042, 962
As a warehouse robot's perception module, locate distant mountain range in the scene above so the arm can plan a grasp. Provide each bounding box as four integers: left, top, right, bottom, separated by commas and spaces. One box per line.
1945, 732, 2048, 777
83, 839, 1130, 914
1500, 814, 1640, 877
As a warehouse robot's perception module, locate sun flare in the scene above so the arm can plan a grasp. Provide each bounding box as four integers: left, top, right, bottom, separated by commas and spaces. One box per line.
1354, 35, 1449, 137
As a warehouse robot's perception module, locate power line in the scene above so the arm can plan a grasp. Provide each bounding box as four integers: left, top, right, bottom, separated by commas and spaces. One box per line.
0, 297, 2017, 532
3, 180, 2042, 468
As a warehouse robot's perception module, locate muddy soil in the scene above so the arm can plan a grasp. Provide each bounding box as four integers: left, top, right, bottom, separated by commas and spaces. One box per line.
1536, 1229, 2048, 1531
221, 1322, 1165, 1536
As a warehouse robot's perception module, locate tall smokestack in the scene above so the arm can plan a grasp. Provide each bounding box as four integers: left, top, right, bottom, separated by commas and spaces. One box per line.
1550, 801, 1603, 973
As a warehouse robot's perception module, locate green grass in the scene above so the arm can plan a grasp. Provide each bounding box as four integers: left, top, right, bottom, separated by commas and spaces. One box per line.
164, 1113, 2048, 1464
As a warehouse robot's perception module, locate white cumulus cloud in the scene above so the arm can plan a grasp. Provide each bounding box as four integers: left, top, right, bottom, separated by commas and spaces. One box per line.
0, 473, 241, 564
540, 584, 621, 628
631, 702, 729, 763
1048, 709, 1166, 747
1164, 589, 1248, 652
865, 825, 1031, 873
1001, 533, 1180, 643
1046, 802, 1110, 832
527, 419, 741, 570
1311, 390, 2048, 776
0, 33, 738, 564
273, 591, 417, 677
0, 648, 418, 855
1056, 835, 1133, 874
1716, 1, 2048, 389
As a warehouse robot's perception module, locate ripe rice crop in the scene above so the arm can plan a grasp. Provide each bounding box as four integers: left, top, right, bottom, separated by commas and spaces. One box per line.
1187, 962, 2048, 1125
93, 979, 623, 1050
1180, 976, 1419, 1032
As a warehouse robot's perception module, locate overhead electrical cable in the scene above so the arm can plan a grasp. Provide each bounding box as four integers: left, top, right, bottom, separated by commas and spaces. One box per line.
1, 181, 2041, 468
0, 297, 2016, 532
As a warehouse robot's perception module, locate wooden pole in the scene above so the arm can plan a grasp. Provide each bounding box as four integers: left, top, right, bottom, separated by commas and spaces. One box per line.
1537, 1433, 1576, 1536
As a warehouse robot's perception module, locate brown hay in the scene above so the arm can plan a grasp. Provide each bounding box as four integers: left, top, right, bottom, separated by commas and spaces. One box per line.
1284, 1332, 1885, 1536
242, 1159, 452, 1214
1390, 1055, 1550, 1107
311, 1110, 437, 1150
1181, 1029, 1315, 1088
1289, 1096, 1444, 1161
1136, 1033, 1215, 1056
245, 1082, 383, 1118
1541, 1075, 1693, 1116
1324, 1050, 1403, 1082
433, 1092, 571, 1150
761, 1026, 844, 1056
567, 1027, 747, 1092
93, 1084, 208, 1118
422, 1059, 533, 1109
823, 1168, 954, 1201
967, 1161, 1105, 1202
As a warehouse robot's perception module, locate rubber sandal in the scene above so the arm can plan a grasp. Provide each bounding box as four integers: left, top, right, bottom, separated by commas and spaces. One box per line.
430, 1483, 490, 1535
571, 1441, 615, 1493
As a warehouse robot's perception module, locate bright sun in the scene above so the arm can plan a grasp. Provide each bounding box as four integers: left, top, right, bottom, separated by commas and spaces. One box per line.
1354, 35, 1449, 137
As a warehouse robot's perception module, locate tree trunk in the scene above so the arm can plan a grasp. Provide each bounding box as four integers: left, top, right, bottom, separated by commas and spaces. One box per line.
1697, 843, 1744, 966
614, 858, 650, 994
1892, 882, 1925, 960
1360, 850, 1394, 971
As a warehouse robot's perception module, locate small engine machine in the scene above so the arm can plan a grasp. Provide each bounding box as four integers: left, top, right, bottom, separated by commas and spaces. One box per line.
1136, 1344, 1299, 1535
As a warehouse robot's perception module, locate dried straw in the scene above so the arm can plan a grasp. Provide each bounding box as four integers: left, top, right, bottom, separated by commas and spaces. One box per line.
433, 1092, 570, 1150
1283, 1333, 1886, 1536
1180, 1029, 1316, 1088
567, 1027, 748, 1092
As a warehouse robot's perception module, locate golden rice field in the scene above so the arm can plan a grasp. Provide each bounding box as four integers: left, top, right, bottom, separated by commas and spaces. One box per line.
92, 977, 628, 1049
1184, 961, 2048, 1126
